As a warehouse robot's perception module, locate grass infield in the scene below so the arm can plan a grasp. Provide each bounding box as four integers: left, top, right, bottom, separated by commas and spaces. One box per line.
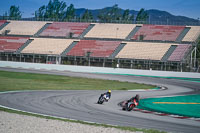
0, 70, 155, 91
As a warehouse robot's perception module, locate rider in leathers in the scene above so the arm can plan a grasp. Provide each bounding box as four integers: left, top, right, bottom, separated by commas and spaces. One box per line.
127, 94, 140, 105
100, 90, 111, 101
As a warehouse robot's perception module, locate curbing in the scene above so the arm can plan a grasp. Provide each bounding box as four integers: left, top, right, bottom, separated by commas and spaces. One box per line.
128, 86, 167, 92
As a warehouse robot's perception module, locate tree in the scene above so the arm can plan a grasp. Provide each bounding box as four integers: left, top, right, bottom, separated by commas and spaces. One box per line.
109, 4, 121, 20
3, 12, 8, 19
81, 9, 93, 21
122, 9, 134, 22
98, 4, 121, 22
8, 5, 22, 19
65, 4, 75, 20
35, 5, 46, 20
35, 0, 67, 20
136, 8, 149, 22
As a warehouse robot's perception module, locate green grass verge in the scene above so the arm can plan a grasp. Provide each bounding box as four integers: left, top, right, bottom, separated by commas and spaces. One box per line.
0, 70, 155, 91
0, 107, 165, 133
138, 94, 200, 118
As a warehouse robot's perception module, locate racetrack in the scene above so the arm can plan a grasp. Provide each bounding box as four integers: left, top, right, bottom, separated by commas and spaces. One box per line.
0, 67, 200, 133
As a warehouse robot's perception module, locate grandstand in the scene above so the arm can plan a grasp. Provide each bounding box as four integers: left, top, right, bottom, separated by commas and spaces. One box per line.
168, 44, 191, 62
0, 20, 7, 28
182, 26, 200, 42
0, 20, 48, 36
0, 36, 29, 52
116, 42, 173, 61
21, 38, 74, 55
39, 22, 90, 38
66, 40, 121, 57
132, 24, 185, 42
84, 23, 137, 39
0, 20, 199, 72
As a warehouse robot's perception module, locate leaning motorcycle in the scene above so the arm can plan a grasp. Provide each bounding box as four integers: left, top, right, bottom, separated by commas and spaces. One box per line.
122, 99, 139, 111
97, 94, 109, 104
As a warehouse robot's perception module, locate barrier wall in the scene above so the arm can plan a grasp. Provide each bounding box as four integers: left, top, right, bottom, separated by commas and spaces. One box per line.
0, 61, 199, 78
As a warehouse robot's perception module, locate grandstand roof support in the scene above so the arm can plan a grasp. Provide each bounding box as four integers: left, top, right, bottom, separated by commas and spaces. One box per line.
190, 46, 197, 70
6, 54, 8, 61
194, 47, 197, 68
33, 54, 35, 63
131, 60, 133, 69
103, 58, 105, 67
56, 56, 61, 65
117, 59, 120, 68
180, 62, 183, 72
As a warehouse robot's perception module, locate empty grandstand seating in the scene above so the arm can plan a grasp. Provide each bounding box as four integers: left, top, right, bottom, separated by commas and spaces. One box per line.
132, 24, 185, 42
0, 20, 199, 68
0, 36, 29, 52
116, 42, 172, 60
40, 22, 90, 37
21, 38, 74, 55
66, 40, 121, 57
85, 23, 136, 39
168, 44, 191, 61
0, 21, 47, 36
182, 26, 200, 42
0, 20, 6, 27
0, 20, 8, 34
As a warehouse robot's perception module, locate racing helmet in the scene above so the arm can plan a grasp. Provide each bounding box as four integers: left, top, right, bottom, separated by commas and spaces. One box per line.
108, 90, 111, 93
135, 94, 140, 100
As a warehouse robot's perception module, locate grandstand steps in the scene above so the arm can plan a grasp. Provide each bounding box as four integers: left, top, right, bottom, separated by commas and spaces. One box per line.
0, 22, 9, 31
15, 39, 33, 54
79, 24, 95, 39
61, 41, 79, 56
176, 27, 191, 42
125, 26, 141, 40
109, 43, 126, 59
161, 45, 177, 61
34, 23, 51, 37
183, 45, 192, 61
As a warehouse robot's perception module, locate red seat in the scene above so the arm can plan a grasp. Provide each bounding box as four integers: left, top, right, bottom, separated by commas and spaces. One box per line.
168, 44, 191, 61
132, 24, 185, 41
67, 40, 121, 57
40, 22, 90, 37
0, 20, 6, 27
0, 36, 29, 52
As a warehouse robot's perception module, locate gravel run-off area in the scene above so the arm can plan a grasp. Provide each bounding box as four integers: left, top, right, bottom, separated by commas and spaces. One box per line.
0, 111, 141, 133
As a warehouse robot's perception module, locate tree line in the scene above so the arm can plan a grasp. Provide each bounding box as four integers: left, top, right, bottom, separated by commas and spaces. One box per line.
3, 0, 148, 22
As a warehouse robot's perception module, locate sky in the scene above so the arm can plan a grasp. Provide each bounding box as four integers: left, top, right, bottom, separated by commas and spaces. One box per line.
0, 0, 200, 19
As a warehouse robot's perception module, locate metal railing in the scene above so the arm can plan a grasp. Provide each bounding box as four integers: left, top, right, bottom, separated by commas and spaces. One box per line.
1, 16, 200, 26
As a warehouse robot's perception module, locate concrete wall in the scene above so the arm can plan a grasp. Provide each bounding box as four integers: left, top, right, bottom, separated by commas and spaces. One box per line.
0, 61, 199, 78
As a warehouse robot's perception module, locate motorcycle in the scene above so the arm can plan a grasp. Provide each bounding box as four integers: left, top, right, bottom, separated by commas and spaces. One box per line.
122, 99, 139, 111
97, 94, 110, 104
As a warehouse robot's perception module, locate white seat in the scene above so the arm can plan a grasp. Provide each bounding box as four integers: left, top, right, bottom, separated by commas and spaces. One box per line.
85, 23, 136, 39
21, 38, 75, 55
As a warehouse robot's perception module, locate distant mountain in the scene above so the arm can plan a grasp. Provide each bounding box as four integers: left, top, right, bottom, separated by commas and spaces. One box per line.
0, 6, 199, 25
146, 9, 199, 25
75, 7, 199, 25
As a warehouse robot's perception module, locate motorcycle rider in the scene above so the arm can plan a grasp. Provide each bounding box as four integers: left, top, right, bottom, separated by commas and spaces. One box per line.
127, 94, 140, 106
100, 90, 111, 102
106, 90, 111, 100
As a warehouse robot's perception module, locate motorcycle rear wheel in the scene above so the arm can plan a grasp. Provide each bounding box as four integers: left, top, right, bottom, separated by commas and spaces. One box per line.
126, 104, 134, 111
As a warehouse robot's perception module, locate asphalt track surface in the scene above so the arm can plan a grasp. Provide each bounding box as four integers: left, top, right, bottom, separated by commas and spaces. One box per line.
0, 67, 200, 133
